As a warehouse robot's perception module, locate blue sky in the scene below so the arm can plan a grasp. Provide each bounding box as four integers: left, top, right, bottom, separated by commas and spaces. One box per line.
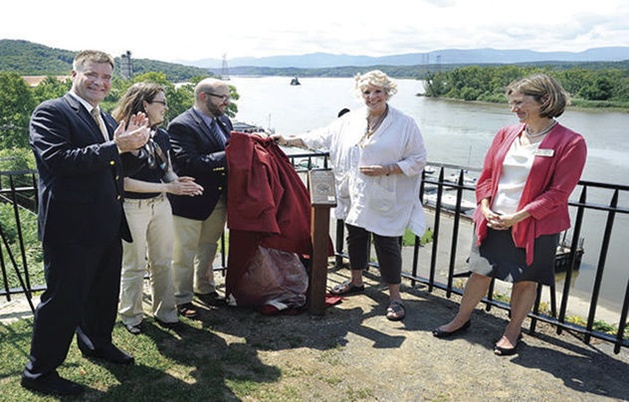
2, 0, 628, 63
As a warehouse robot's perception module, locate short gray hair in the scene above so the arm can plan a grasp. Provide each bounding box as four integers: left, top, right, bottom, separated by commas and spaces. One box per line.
72, 50, 115, 71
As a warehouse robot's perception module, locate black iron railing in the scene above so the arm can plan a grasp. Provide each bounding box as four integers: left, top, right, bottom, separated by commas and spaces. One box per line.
2, 157, 628, 353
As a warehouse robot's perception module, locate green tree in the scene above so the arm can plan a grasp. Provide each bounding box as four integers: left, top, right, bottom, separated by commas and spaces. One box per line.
578, 76, 614, 101
186, 75, 240, 118
0, 72, 37, 149
31, 76, 71, 105
102, 73, 239, 125
557, 68, 592, 96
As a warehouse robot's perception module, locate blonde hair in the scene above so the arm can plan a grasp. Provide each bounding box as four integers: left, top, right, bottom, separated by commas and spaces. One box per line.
506, 74, 569, 118
354, 70, 397, 98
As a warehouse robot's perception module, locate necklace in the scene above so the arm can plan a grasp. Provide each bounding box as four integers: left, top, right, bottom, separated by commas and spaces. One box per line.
525, 120, 557, 138
365, 106, 388, 137
357, 106, 389, 148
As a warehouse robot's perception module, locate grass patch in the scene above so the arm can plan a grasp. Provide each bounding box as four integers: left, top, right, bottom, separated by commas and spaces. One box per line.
401, 227, 433, 247
0, 315, 285, 401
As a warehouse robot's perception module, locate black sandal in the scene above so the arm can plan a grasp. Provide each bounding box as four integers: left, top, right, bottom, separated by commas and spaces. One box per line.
329, 281, 365, 296
176, 303, 199, 319
386, 301, 406, 321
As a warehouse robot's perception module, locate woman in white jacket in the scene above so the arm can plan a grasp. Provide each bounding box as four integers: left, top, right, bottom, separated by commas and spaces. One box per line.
274, 70, 427, 321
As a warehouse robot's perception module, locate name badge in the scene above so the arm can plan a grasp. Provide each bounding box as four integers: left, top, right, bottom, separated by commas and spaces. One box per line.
534, 148, 554, 157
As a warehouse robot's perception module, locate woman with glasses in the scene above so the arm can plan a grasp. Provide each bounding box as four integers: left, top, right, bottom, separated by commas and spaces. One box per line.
112, 82, 203, 334
432, 74, 587, 356
272, 70, 427, 321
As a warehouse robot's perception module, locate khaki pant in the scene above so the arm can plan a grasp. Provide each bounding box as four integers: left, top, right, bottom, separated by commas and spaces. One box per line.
119, 194, 178, 326
172, 197, 227, 306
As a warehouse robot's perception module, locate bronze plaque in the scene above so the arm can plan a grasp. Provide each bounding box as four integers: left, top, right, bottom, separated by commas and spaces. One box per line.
308, 170, 337, 206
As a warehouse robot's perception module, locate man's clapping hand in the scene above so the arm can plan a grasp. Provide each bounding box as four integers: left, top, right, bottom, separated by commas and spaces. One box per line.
114, 112, 150, 153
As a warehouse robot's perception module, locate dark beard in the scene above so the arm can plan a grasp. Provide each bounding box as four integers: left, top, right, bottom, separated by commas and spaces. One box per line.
206, 101, 224, 118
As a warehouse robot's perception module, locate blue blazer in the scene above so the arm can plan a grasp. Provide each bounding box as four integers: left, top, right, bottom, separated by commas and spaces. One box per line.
29, 93, 131, 244
168, 108, 233, 220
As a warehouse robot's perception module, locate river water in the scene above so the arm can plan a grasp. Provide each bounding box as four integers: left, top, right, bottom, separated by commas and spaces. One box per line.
229, 76, 628, 313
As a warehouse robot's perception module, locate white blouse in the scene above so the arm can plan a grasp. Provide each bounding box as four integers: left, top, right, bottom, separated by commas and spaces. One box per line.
492, 137, 540, 215
299, 106, 428, 237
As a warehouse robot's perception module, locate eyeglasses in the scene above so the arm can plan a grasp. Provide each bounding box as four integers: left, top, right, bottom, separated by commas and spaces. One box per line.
204, 92, 231, 102
151, 100, 168, 106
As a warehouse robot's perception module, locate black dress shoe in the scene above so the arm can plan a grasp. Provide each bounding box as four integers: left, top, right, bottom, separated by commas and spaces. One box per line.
21, 371, 84, 396
79, 343, 135, 365
195, 291, 226, 306
432, 320, 471, 338
124, 323, 143, 335
155, 318, 183, 329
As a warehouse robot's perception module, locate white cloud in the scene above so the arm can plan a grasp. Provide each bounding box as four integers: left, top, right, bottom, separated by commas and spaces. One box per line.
0, 0, 627, 62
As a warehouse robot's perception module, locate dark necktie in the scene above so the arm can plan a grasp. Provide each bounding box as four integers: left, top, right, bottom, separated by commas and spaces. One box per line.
213, 118, 228, 146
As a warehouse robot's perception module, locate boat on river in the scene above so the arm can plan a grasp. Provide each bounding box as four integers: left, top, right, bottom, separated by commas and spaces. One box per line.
444, 172, 477, 187
232, 121, 272, 134
424, 193, 476, 213
555, 236, 584, 272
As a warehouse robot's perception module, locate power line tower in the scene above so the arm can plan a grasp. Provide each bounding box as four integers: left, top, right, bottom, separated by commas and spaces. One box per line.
220, 54, 230, 80
120, 50, 133, 79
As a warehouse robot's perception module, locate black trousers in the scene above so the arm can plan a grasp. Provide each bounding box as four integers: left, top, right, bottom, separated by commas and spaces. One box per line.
23, 240, 122, 379
346, 224, 402, 285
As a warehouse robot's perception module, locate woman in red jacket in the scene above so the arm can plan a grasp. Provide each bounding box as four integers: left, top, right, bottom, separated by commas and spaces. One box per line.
433, 74, 587, 356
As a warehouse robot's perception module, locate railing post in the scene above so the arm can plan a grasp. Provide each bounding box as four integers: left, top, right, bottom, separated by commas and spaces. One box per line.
585, 190, 618, 343
335, 219, 344, 269
558, 185, 587, 334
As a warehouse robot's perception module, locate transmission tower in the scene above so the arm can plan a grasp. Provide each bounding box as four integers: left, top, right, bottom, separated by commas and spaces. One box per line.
221, 54, 230, 80
120, 51, 133, 79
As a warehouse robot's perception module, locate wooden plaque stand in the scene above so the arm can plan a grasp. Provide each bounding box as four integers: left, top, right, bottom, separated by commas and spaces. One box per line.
308, 170, 337, 315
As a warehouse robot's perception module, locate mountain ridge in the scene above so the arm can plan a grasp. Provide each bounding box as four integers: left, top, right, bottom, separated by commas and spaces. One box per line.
180, 47, 629, 69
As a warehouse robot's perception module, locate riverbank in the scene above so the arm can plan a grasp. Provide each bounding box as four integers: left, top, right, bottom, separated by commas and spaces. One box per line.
418, 95, 629, 113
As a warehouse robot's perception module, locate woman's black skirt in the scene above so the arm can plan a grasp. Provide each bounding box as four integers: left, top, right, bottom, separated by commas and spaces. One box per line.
468, 228, 559, 286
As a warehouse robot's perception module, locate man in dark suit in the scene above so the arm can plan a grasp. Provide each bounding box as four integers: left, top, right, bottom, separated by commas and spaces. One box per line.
21, 50, 150, 396
168, 78, 233, 317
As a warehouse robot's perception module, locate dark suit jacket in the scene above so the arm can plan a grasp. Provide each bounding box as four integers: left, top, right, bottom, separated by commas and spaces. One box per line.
168, 108, 233, 220
29, 93, 130, 245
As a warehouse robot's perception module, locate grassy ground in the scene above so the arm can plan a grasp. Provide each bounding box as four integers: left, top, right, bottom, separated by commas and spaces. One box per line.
0, 269, 375, 402
2, 267, 629, 402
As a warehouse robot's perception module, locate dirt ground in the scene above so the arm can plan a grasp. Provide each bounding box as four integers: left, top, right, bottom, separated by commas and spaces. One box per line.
2, 266, 628, 401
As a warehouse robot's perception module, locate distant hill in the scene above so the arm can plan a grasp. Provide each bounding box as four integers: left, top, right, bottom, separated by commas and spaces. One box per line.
3, 39, 629, 80
0, 39, 210, 81
182, 47, 629, 69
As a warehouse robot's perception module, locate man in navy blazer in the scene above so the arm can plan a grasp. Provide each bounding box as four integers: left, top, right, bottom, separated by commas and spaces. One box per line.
168, 78, 233, 317
21, 50, 150, 396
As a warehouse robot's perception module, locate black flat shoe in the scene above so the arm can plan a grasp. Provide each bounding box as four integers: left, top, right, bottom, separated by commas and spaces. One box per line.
329, 281, 365, 296
494, 334, 522, 356
195, 292, 226, 306
432, 320, 471, 338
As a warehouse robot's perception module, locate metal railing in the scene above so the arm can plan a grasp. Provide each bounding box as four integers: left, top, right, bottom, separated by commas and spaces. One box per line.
2, 157, 628, 353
